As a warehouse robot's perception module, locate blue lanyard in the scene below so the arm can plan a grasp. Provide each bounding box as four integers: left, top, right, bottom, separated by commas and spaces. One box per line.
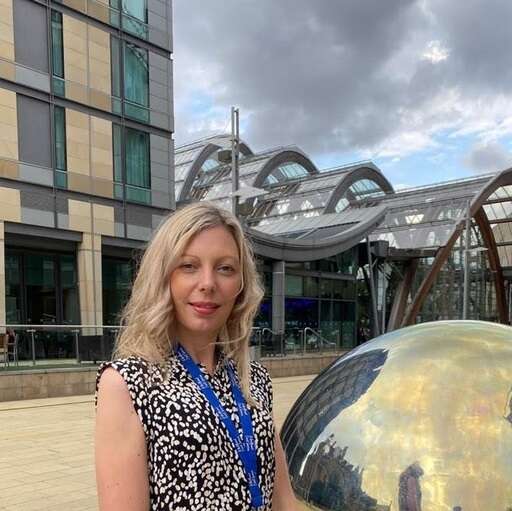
176, 345, 265, 509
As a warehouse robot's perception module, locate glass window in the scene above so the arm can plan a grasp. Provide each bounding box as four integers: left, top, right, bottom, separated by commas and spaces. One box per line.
285, 275, 303, 297
51, 11, 64, 78
121, 0, 148, 39
284, 298, 318, 331
60, 254, 79, 324
125, 127, 150, 203
51, 11, 64, 96
25, 254, 56, 324
254, 298, 272, 329
261, 271, 272, 296
5, 250, 79, 360
103, 257, 134, 325
123, 0, 147, 22
5, 254, 22, 324
345, 280, 356, 300
320, 300, 341, 346
54, 106, 67, 188
123, 42, 149, 121
341, 301, 356, 348
304, 276, 318, 298
112, 124, 150, 203
320, 279, 333, 299
332, 280, 344, 300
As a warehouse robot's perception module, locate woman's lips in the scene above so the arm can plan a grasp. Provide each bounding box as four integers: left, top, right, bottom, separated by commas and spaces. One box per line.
189, 303, 220, 315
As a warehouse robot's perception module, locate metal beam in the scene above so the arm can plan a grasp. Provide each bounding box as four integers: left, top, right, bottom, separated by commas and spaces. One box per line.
402, 167, 512, 326
387, 259, 418, 332
474, 208, 509, 323
402, 226, 464, 326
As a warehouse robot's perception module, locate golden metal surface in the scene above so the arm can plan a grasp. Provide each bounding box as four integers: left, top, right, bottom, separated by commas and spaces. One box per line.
282, 321, 512, 511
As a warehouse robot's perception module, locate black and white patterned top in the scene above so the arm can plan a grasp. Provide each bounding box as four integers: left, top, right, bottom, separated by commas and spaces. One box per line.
95, 352, 276, 510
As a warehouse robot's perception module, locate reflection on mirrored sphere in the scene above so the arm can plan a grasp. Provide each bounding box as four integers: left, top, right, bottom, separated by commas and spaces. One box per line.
281, 321, 512, 511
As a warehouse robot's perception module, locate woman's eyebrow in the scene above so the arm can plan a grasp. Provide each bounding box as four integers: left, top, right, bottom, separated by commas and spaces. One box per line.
180, 253, 239, 262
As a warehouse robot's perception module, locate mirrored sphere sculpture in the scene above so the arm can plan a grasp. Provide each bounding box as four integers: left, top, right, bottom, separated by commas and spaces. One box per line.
281, 321, 512, 511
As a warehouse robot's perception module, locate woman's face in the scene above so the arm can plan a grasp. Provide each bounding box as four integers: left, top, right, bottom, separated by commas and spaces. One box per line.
170, 225, 242, 344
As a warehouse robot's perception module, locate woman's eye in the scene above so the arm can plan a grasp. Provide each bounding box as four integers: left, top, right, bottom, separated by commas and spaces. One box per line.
181, 263, 195, 270
219, 266, 235, 273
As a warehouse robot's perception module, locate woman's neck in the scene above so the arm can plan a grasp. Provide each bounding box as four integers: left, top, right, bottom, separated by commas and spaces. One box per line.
178, 335, 218, 375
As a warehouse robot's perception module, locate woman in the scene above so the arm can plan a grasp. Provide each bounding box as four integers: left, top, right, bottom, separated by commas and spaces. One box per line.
95, 202, 297, 510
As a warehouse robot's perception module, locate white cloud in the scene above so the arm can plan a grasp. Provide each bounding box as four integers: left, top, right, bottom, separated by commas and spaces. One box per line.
174, 0, 512, 174
464, 140, 512, 174
422, 40, 449, 63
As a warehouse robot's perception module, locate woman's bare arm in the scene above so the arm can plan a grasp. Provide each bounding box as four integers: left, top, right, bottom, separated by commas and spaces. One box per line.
95, 368, 150, 511
272, 431, 298, 510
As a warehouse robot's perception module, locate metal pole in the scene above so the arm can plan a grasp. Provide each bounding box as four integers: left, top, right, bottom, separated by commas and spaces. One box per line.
73, 329, 81, 364
463, 201, 471, 319
231, 107, 240, 216
29, 329, 36, 366
382, 272, 387, 334
366, 237, 380, 338
509, 282, 512, 324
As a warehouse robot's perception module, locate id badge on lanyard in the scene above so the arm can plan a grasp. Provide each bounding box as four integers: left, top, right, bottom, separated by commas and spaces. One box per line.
176, 345, 265, 509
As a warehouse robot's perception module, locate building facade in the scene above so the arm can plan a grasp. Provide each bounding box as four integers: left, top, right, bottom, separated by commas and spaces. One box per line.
173, 134, 512, 354
0, 0, 174, 359
1, 0, 511, 366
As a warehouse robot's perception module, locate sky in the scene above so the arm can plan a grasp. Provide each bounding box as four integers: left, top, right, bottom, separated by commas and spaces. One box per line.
172, 0, 512, 189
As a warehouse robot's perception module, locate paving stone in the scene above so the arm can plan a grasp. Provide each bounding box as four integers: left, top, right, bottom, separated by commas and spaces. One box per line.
0, 374, 314, 509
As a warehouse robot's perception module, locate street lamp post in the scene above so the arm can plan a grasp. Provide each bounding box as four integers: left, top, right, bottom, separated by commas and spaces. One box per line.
231, 107, 240, 216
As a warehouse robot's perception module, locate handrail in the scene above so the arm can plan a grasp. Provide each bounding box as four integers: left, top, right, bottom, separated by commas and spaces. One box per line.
303, 327, 336, 354
261, 328, 285, 356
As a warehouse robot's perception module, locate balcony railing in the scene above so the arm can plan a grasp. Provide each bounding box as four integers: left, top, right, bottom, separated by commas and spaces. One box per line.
251, 327, 347, 358
0, 324, 122, 370
0, 325, 349, 371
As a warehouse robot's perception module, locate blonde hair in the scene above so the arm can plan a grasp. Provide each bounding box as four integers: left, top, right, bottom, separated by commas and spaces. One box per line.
113, 201, 265, 402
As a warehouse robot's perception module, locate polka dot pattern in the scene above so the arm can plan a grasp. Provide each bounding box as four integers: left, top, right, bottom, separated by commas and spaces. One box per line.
95, 353, 276, 510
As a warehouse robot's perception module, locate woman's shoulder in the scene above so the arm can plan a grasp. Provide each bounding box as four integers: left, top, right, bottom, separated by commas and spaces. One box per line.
249, 360, 272, 388
97, 356, 153, 378
95, 356, 165, 407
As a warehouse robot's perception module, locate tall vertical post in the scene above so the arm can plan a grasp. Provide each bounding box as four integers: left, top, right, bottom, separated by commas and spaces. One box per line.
272, 261, 285, 355
366, 237, 380, 338
463, 201, 471, 320
380, 263, 388, 333
231, 107, 240, 217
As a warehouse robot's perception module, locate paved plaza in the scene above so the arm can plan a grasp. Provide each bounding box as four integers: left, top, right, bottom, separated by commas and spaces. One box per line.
0, 374, 314, 510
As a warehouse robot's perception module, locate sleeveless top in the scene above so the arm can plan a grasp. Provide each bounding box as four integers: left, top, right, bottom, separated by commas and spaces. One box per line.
95, 353, 276, 510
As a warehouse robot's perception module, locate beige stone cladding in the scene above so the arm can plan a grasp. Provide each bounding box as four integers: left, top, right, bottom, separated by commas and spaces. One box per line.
0, 186, 21, 224
91, 116, 114, 197
88, 25, 111, 110
62, 14, 88, 104
66, 107, 114, 198
0, 0, 15, 81
62, 13, 111, 111
68, 199, 115, 332
0, 88, 18, 170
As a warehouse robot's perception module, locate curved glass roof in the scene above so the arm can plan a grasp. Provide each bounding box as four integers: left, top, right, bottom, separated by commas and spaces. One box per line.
349, 179, 387, 200
174, 136, 512, 269
263, 162, 310, 185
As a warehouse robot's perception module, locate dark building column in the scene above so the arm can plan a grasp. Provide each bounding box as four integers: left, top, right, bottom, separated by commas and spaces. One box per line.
272, 260, 285, 335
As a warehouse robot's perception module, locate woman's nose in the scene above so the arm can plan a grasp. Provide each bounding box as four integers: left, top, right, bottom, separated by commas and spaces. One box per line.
198, 269, 216, 292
